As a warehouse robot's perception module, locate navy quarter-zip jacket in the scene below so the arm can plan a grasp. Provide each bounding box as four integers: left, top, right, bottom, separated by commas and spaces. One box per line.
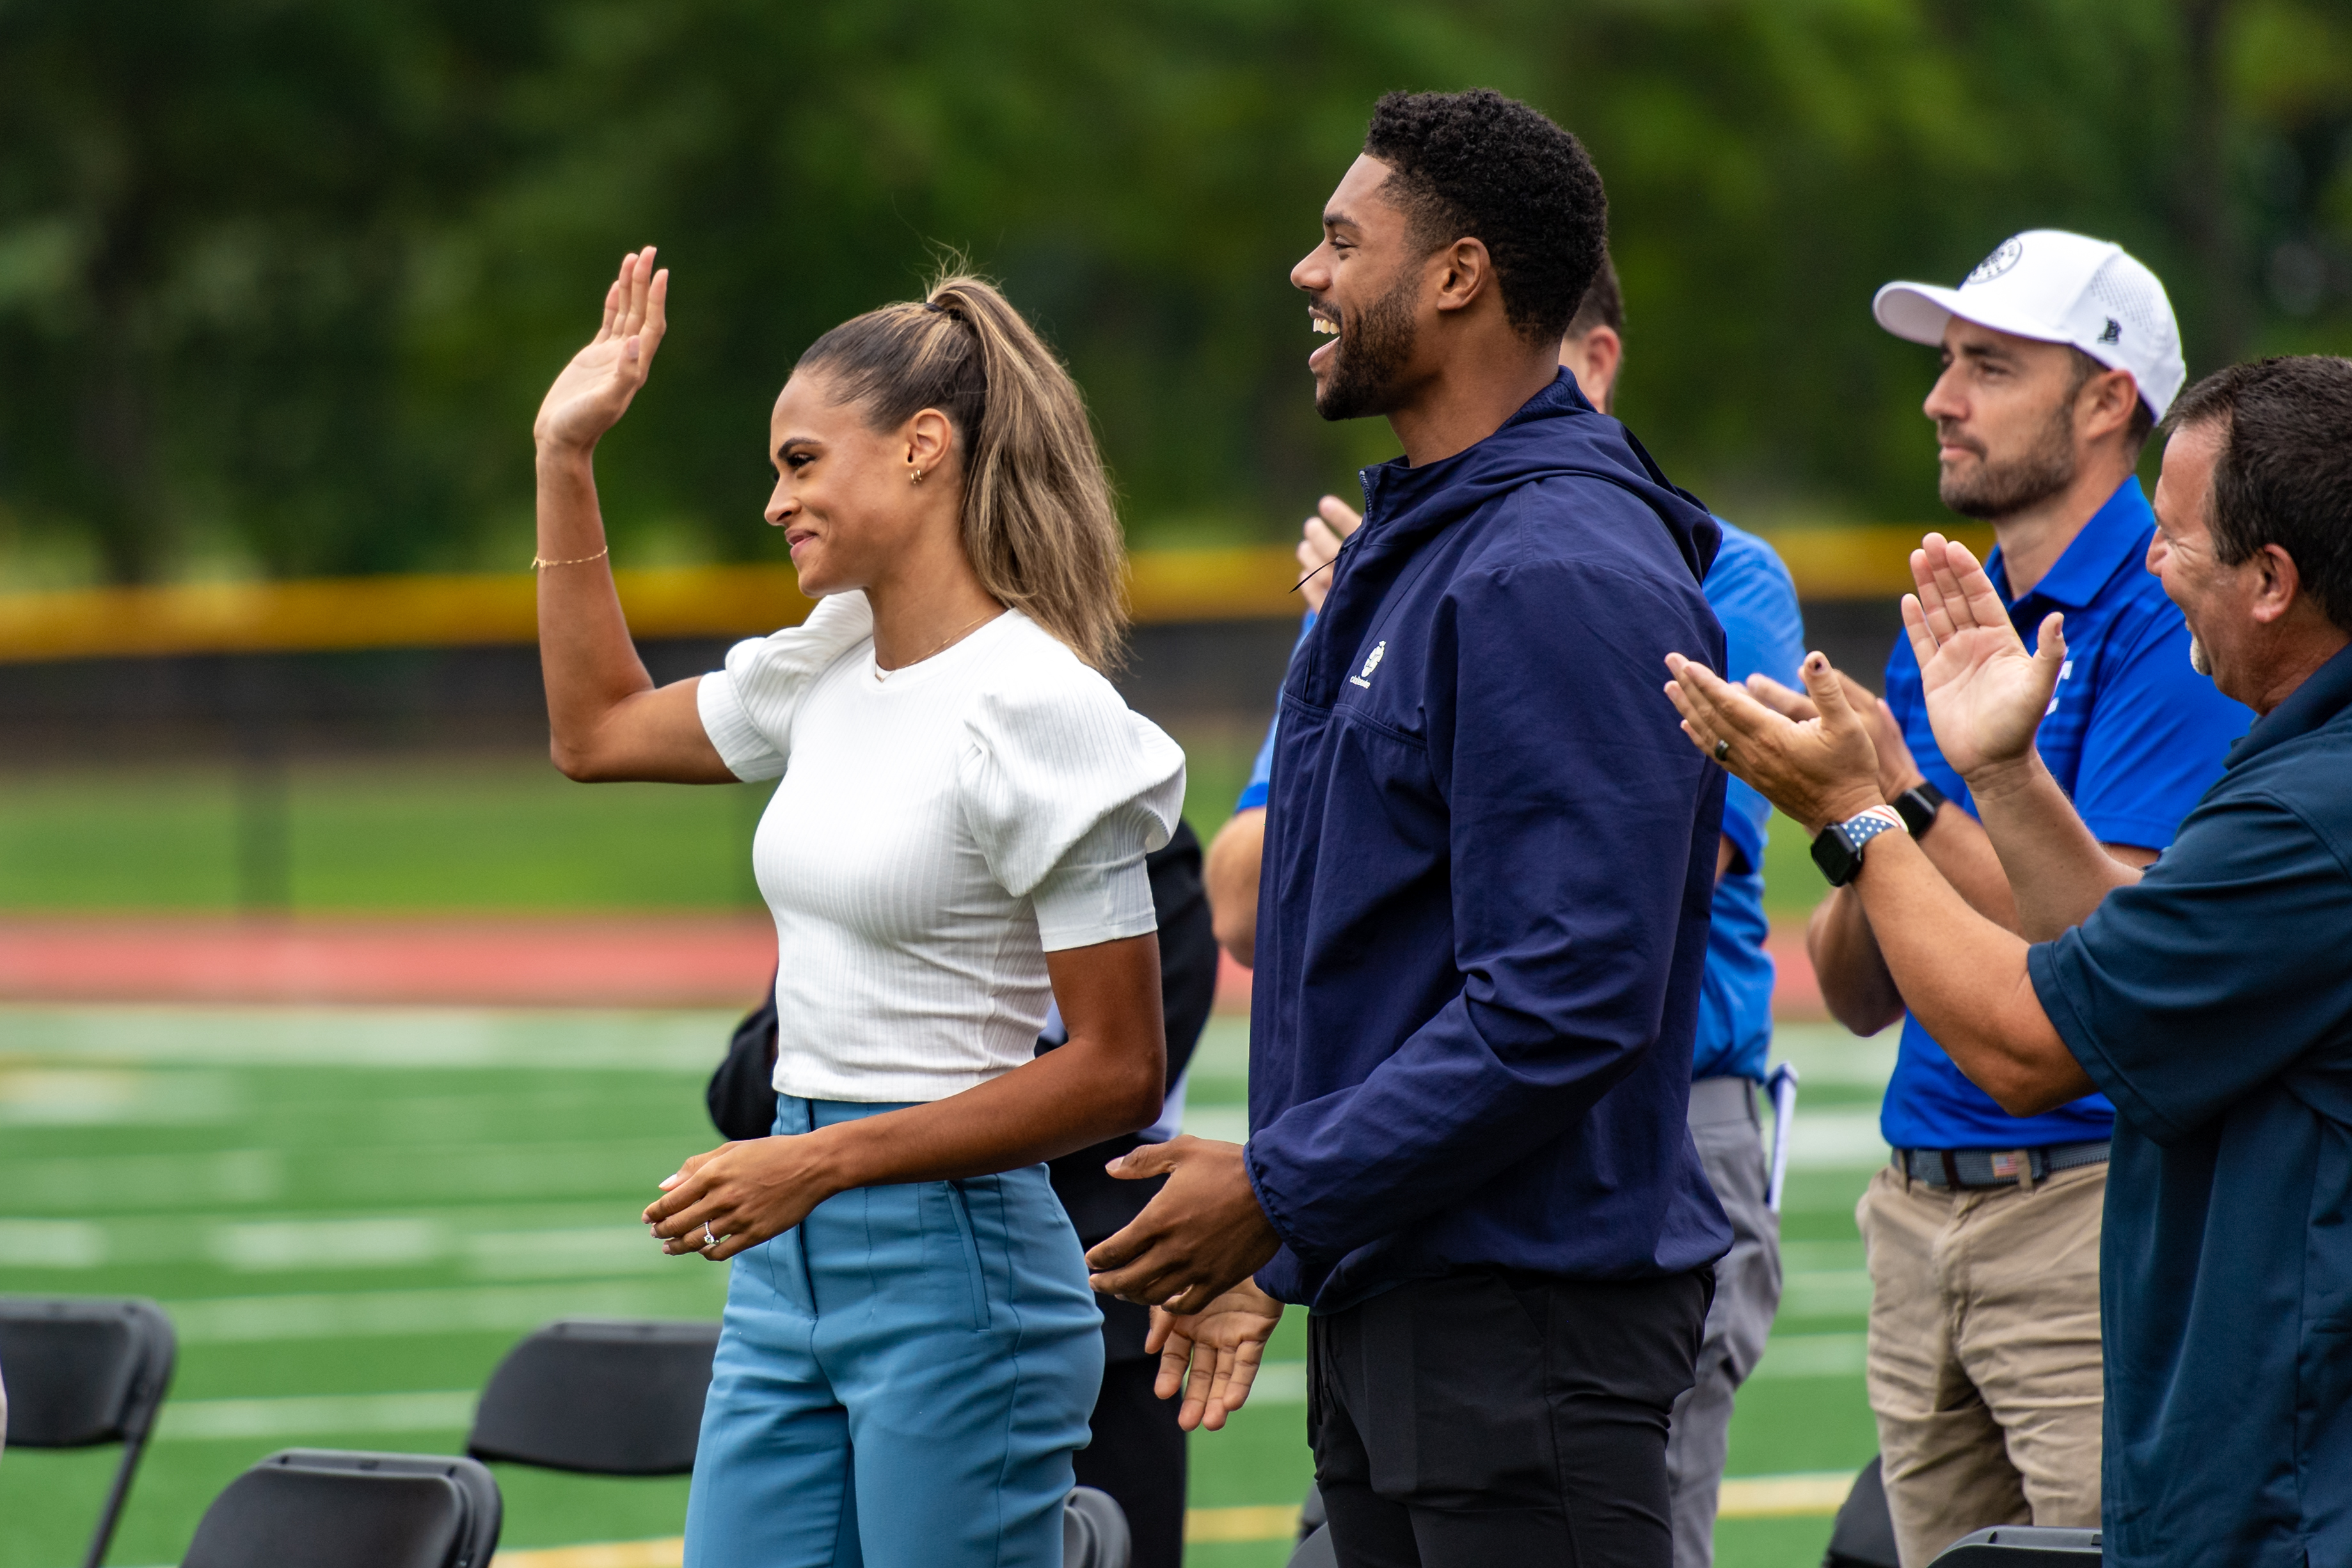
1247, 370, 1736, 1311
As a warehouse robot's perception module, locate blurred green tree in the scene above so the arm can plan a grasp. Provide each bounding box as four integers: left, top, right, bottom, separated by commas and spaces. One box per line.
0, 0, 2345, 584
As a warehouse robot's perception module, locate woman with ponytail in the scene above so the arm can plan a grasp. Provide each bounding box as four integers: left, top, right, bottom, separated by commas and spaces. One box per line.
531, 248, 1183, 1567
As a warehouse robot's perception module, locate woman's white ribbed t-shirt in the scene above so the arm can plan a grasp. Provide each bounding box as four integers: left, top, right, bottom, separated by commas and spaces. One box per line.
695, 594, 1186, 1104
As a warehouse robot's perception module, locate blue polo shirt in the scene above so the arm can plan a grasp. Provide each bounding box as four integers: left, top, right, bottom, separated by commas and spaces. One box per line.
1236, 524, 1800, 1086
2027, 640, 2352, 1568
1234, 617, 1313, 812
1880, 479, 2249, 1150
1693, 519, 1804, 1082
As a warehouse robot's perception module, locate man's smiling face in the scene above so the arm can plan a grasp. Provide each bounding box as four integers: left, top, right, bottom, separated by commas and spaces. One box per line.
1291, 154, 1432, 421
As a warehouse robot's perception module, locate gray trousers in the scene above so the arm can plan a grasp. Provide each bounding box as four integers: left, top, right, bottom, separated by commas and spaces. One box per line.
1665, 1076, 1784, 1568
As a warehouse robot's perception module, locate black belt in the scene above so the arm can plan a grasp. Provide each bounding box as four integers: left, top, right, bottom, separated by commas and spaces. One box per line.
1893, 1141, 2110, 1191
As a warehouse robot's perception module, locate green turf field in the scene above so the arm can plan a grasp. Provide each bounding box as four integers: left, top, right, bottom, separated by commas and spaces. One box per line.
0, 744, 1824, 921
0, 1004, 1885, 1567
0, 741, 1260, 915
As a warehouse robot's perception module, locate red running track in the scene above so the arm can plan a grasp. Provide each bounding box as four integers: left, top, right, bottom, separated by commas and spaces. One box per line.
0, 915, 783, 1010
0, 916, 1824, 1017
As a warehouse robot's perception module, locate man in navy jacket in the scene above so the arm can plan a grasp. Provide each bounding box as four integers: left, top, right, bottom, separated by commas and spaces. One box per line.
1088, 90, 1733, 1565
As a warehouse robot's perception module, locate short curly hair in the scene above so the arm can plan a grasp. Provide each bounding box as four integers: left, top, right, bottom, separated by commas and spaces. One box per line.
1363, 89, 1607, 346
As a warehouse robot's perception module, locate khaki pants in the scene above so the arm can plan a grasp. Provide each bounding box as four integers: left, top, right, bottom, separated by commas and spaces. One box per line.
1855, 1160, 2104, 1567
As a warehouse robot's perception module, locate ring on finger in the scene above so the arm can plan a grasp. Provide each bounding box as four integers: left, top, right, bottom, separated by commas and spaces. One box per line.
701, 1221, 719, 1251
1713, 738, 1732, 761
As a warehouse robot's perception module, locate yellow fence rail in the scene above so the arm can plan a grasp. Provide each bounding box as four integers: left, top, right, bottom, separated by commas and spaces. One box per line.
0, 527, 1988, 664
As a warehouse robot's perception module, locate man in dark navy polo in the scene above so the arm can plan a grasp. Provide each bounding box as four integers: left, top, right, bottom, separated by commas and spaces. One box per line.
1791, 232, 2248, 1564
1665, 352, 2352, 1568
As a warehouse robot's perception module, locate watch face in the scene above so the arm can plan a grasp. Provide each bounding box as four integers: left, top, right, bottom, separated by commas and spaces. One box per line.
1811, 824, 1861, 886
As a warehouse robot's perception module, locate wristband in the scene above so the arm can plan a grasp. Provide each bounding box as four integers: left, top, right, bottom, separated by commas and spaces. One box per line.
1893, 780, 1946, 840
1810, 805, 1909, 888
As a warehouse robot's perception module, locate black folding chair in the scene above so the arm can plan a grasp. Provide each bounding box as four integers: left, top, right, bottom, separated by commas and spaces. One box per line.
1063, 1484, 1132, 1568
0, 1295, 176, 1568
1929, 1526, 2102, 1564
1287, 1523, 1339, 1568
181, 1448, 501, 1568
1824, 1455, 1900, 1568
1285, 1483, 1333, 1568
468, 1319, 721, 1475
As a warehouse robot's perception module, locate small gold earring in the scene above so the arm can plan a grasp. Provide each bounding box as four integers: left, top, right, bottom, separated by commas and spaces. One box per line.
908, 466, 925, 486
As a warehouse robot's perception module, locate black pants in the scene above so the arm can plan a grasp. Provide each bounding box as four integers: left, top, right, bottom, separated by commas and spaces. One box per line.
1308, 1267, 1713, 1568
1074, 1354, 1188, 1568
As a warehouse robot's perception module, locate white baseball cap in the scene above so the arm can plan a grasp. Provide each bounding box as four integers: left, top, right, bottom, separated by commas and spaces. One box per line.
1873, 230, 2186, 421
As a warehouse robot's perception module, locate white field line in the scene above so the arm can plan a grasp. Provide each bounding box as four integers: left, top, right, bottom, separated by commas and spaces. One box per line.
0, 1004, 735, 1072
0, 1137, 694, 1212
486, 1471, 1865, 1563
1232, 1331, 1862, 1417
1183, 1106, 1889, 1169
161, 1279, 723, 1342
1749, 1331, 1868, 1379
157, 1390, 477, 1443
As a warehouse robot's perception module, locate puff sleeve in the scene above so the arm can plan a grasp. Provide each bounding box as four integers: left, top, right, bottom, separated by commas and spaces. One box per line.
695, 592, 875, 781
958, 672, 1186, 951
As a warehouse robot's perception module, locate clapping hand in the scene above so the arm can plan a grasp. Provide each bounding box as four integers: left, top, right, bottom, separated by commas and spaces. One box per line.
1663, 650, 1885, 834
1146, 1279, 1285, 1432
1744, 668, 1926, 803
1904, 534, 2065, 782
534, 246, 670, 454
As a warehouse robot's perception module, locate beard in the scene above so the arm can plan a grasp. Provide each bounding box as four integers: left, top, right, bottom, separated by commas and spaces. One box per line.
1314, 271, 1420, 422
1938, 400, 2078, 520
2190, 633, 2211, 677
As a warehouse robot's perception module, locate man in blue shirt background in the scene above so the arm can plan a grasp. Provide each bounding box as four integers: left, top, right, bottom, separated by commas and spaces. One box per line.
1665, 351, 2352, 1568
1795, 232, 2248, 1564
1202, 254, 1806, 1568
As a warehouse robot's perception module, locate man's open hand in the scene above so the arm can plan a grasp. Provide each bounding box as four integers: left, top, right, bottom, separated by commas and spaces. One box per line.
1147, 1279, 1285, 1432
1085, 1136, 1281, 1317
1665, 650, 1885, 833
1745, 668, 1927, 804
1904, 534, 2065, 783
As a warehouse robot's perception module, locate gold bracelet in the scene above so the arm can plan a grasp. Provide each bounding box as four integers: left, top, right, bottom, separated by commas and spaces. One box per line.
532, 545, 610, 569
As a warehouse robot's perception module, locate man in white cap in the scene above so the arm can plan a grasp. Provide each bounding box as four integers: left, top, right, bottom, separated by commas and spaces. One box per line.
1788, 232, 2250, 1564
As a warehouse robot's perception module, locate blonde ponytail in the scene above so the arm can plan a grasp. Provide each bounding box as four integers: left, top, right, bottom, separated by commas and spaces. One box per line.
796, 271, 1127, 671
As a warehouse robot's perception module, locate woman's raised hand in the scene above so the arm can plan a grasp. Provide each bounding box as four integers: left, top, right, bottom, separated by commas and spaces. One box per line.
534, 246, 670, 454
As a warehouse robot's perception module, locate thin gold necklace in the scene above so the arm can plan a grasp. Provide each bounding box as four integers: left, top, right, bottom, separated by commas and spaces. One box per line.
874, 608, 1000, 680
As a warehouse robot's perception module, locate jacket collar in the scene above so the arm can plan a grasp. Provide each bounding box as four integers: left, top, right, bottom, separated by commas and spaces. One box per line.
1986, 478, 2154, 612
2227, 638, 2352, 771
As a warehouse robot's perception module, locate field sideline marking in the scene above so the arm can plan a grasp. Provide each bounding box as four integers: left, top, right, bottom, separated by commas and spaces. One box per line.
161, 1280, 722, 1342
484, 1475, 1860, 1562
158, 1390, 476, 1442
1717, 1470, 1861, 1517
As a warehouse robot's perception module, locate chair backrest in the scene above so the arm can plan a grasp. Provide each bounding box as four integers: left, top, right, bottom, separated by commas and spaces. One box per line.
1285, 1523, 1338, 1568
0, 1296, 175, 1448
182, 1449, 502, 1568
467, 1319, 720, 1475
1928, 1526, 2103, 1564
1823, 1455, 1900, 1568
1063, 1485, 1132, 1568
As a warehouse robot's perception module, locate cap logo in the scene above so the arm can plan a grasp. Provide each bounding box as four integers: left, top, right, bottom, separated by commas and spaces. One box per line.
2099, 318, 2122, 344
1965, 237, 2024, 286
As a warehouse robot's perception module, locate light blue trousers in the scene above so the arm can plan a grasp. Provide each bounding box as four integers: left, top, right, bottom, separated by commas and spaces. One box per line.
681, 1097, 1105, 1568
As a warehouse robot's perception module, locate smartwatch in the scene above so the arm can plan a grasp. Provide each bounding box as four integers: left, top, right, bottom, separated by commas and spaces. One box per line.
1810, 805, 1909, 888
1892, 780, 1946, 840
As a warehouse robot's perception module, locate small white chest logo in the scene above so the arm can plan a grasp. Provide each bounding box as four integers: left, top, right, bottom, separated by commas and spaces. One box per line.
1348, 640, 1387, 689
2044, 658, 2074, 717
